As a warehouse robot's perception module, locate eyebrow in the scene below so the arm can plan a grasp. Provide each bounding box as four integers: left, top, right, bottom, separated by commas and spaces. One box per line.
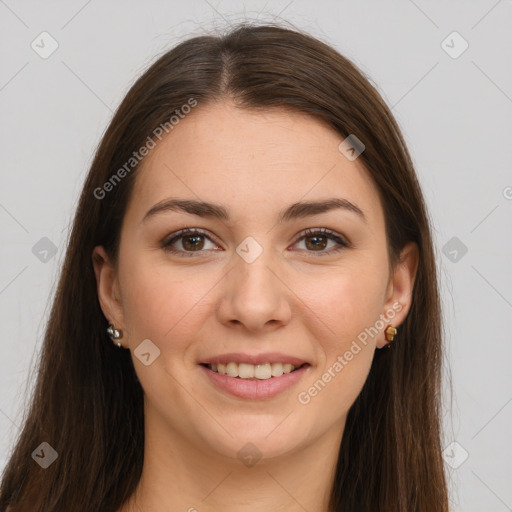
141, 197, 367, 224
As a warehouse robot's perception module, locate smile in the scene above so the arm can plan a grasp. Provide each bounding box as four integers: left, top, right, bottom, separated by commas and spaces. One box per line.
200, 362, 311, 400
204, 362, 303, 380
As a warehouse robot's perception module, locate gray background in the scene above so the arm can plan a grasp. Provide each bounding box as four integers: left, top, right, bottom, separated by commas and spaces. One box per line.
1, 1, 511, 510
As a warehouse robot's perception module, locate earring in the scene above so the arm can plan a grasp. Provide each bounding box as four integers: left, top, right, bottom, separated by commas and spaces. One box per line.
384, 325, 397, 349
107, 324, 123, 348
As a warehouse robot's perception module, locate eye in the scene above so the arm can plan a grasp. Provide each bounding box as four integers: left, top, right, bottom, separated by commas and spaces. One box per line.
162, 228, 220, 256
162, 227, 350, 257
291, 228, 349, 255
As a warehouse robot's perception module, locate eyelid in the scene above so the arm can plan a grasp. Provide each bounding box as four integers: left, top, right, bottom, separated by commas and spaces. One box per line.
292, 227, 350, 253
161, 227, 350, 256
161, 228, 222, 253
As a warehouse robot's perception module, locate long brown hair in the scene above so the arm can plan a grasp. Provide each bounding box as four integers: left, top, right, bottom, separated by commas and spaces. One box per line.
0, 22, 449, 511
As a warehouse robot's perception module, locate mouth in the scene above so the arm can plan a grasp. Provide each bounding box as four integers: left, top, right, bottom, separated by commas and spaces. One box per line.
199, 362, 311, 400
200, 362, 309, 380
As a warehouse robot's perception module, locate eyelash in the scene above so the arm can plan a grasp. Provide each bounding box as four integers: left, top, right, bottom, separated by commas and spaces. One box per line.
161, 227, 350, 257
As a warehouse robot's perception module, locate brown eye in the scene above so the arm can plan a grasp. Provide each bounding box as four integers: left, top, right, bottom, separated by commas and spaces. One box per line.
181, 234, 205, 251
162, 229, 218, 256
293, 228, 349, 255
162, 227, 349, 258
304, 234, 328, 251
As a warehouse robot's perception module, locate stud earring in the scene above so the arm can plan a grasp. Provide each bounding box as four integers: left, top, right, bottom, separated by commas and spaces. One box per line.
384, 325, 397, 349
107, 324, 123, 348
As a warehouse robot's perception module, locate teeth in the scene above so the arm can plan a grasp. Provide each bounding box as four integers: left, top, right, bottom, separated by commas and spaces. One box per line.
282, 363, 294, 373
238, 363, 255, 378
208, 362, 299, 380
226, 362, 238, 377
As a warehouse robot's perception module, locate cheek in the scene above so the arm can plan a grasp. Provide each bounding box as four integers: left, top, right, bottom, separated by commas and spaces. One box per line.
293, 262, 386, 408
299, 340, 375, 433
119, 255, 212, 347
296, 272, 381, 421
298, 264, 387, 350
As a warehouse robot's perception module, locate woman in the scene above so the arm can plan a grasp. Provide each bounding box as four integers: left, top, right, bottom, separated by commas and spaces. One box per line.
0, 23, 449, 511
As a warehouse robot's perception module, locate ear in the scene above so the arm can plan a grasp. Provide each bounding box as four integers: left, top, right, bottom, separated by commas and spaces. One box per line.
376, 241, 419, 349
92, 246, 126, 332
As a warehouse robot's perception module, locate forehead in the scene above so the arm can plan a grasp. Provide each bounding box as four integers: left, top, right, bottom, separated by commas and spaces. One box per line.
126, 101, 384, 228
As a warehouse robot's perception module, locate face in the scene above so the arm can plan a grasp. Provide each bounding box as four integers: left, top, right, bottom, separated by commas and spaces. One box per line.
94, 100, 417, 463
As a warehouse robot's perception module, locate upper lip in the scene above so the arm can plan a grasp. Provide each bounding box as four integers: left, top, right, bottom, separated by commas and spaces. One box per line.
200, 352, 309, 367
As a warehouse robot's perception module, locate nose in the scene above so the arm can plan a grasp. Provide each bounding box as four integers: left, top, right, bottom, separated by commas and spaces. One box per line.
216, 249, 292, 333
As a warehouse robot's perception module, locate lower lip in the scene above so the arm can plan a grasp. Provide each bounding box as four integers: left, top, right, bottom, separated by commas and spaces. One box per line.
199, 364, 310, 400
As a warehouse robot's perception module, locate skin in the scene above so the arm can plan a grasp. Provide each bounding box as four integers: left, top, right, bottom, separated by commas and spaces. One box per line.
93, 100, 418, 512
